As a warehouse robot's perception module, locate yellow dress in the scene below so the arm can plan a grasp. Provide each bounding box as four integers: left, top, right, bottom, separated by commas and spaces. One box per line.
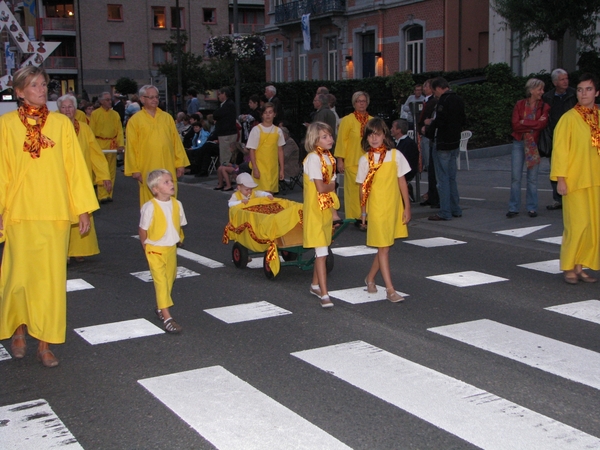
363, 151, 408, 247
90, 107, 124, 200
550, 108, 600, 271
0, 111, 99, 343
302, 152, 340, 248
68, 121, 111, 257
334, 112, 372, 220
125, 108, 190, 206
251, 125, 281, 192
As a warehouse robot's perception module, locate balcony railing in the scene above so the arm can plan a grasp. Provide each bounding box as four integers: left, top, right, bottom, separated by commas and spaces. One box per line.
229, 23, 263, 34
39, 17, 76, 32
43, 56, 77, 70
275, 0, 345, 23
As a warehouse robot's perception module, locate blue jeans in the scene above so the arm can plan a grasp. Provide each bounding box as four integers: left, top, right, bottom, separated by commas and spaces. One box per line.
509, 140, 539, 212
432, 145, 461, 219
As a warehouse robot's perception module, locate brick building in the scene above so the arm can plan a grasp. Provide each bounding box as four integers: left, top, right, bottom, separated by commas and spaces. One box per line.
263, 0, 489, 82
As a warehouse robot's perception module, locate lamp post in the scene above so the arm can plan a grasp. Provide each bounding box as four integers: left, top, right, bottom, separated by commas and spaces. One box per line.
233, 0, 240, 117
175, 0, 182, 112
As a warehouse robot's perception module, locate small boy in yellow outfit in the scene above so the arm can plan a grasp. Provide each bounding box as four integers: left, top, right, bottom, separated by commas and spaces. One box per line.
228, 172, 274, 207
139, 169, 187, 333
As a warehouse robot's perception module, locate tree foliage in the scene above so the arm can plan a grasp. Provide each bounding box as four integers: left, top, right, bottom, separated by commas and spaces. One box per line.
114, 77, 138, 95
493, 0, 600, 66
158, 32, 204, 96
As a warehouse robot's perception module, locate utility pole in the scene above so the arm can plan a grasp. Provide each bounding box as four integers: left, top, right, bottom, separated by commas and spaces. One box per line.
233, 0, 240, 117
176, 0, 182, 112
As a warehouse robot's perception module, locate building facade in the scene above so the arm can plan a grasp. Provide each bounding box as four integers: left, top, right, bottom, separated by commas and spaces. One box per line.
263, 0, 489, 82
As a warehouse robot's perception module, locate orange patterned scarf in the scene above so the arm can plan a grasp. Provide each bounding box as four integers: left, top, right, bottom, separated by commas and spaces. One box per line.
73, 118, 80, 136
361, 146, 387, 206
18, 103, 55, 159
316, 146, 336, 211
575, 104, 600, 153
353, 111, 369, 137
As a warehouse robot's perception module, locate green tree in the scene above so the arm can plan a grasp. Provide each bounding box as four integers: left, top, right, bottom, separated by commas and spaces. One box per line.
493, 0, 600, 68
158, 32, 204, 97
114, 77, 138, 95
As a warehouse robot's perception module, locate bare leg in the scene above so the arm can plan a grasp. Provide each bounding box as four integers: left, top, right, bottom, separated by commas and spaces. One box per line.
216, 168, 224, 187
376, 246, 394, 291
313, 256, 328, 298
37, 340, 59, 367
11, 324, 26, 358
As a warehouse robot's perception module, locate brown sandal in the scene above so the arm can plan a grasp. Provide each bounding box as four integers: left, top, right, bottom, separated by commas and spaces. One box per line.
11, 333, 26, 359
576, 271, 597, 283
37, 349, 59, 368
386, 288, 404, 303
563, 271, 579, 285
364, 277, 377, 294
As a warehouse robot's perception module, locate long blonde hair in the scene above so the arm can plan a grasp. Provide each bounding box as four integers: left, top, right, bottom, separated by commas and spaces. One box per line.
305, 122, 334, 153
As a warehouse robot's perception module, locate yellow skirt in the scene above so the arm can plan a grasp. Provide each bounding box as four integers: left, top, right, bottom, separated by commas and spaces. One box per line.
343, 165, 361, 220
68, 214, 99, 257
560, 186, 600, 271
0, 220, 70, 343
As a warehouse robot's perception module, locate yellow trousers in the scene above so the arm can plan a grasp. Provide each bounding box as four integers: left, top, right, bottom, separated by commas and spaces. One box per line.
98, 153, 116, 200
145, 243, 177, 310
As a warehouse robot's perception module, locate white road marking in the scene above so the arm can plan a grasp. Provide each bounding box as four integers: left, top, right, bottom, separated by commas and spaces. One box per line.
66, 278, 94, 292
404, 237, 466, 248
0, 399, 83, 449
537, 236, 562, 245
427, 270, 508, 287
74, 318, 164, 345
331, 245, 378, 257
518, 259, 561, 274
177, 248, 225, 268
204, 301, 292, 324
429, 319, 600, 391
0, 343, 11, 361
545, 300, 600, 325
494, 187, 553, 192
329, 285, 409, 304
246, 255, 285, 269
130, 266, 199, 282
493, 224, 551, 237
138, 365, 351, 450
459, 197, 485, 201
292, 340, 600, 450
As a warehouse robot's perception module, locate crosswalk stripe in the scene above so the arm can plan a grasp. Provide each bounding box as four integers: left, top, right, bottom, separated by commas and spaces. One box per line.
130, 266, 199, 282
0, 343, 11, 361
537, 236, 562, 245
518, 259, 561, 274
545, 300, 600, 325
404, 237, 466, 248
138, 365, 351, 450
176, 248, 225, 268
0, 399, 83, 449
329, 285, 409, 304
331, 245, 378, 257
292, 340, 600, 450
204, 301, 292, 324
74, 318, 164, 345
493, 224, 551, 237
427, 270, 508, 287
429, 319, 600, 390
66, 278, 94, 292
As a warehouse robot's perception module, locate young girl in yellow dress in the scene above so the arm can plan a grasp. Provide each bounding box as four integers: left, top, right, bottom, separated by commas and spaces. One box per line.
356, 118, 411, 302
303, 122, 340, 308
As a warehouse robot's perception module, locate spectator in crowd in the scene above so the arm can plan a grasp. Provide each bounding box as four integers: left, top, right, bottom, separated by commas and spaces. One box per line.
281, 126, 301, 180
175, 112, 187, 134
213, 87, 238, 166
182, 113, 200, 150
419, 79, 439, 207
264, 85, 284, 125
186, 88, 200, 116
305, 93, 337, 139
124, 95, 141, 125
186, 120, 210, 174
402, 84, 425, 132
328, 94, 340, 132
112, 94, 125, 124
239, 94, 261, 143
391, 119, 419, 202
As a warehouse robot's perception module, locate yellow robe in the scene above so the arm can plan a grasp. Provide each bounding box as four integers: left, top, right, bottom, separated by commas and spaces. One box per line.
550, 108, 600, 270
125, 108, 190, 206
75, 108, 89, 125
68, 121, 111, 257
0, 111, 99, 343
334, 112, 372, 220
251, 125, 281, 193
302, 152, 340, 248
90, 107, 123, 200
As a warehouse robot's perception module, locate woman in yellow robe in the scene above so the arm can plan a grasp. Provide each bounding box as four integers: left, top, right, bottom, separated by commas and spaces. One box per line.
0, 67, 98, 367
356, 118, 411, 303
58, 94, 111, 260
550, 73, 600, 284
334, 91, 372, 222
125, 85, 189, 207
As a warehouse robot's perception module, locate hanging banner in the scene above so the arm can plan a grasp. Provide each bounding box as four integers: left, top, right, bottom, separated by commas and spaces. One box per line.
4, 42, 14, 70
301, 14, 310, 51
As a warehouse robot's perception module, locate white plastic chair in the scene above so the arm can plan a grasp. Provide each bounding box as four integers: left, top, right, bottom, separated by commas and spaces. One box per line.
208, 156, 219, 175
457, 130, 472, 170
407, 130, 414, 140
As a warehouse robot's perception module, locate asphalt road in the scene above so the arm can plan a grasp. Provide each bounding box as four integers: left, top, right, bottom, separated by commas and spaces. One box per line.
2, 155, 600, 450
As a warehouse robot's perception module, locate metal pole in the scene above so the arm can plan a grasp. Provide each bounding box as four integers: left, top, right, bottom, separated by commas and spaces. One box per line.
176, 0, 182, 112
233, 0, 240, 117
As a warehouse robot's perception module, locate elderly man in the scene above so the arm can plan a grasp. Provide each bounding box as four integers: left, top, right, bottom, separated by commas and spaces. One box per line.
212, 87, 237, 167
305, 93, 337, 139
402, 84, 425, 131
90, 91, 124, 203
125, 85, 190, 207
265, 85, 284, 125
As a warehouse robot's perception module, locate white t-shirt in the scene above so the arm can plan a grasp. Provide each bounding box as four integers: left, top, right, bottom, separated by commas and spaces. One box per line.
139, 198, 187, 246
303, 152, 337, 182
246, 124, 285, 150
356, 149, 411, 183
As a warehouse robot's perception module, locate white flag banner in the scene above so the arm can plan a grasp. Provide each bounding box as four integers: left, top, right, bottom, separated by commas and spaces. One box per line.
301, 14, 311, 51
4, 42, 14, 70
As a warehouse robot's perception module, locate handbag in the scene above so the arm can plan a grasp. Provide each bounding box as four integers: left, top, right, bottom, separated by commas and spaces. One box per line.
537, 127, 552, 158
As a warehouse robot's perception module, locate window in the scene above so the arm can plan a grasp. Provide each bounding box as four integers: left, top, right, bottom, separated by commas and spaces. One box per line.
153, 44, 168, 65
45, 3, 74, 18
273, 45, 283, 82
153, 7, 166, 29
297, 43, 307, 81
107, 4, 122, 21
171, 7, 184, 29
361, 33, 375, 78
405, 25, 423, 74
327, 37, 338, 81
203, 8, 216, 24
109, 42, 124, 59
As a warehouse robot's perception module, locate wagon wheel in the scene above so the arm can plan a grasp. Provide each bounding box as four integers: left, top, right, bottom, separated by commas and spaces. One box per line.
232, 242, 248, 269
325, 247, 334, 274
263, 252, 275, 280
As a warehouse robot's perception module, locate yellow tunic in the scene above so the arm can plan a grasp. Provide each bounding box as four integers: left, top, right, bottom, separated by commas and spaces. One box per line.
550, 108, 600, 270
302, 152, 340, 248
363, 151, 408, 247
125, 108, 190, 206
68, 121, 111, 257
251, 125, 281, 192
334, 112, 372, 220
90, 107, 124, 200
0, 111, 99, 343
75, 108, 89, 125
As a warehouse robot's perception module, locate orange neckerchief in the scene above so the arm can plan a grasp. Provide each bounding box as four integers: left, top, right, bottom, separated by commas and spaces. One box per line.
575, 104, 600, 153
315, 146, 336, 211
353, 111, 369, 137
361, 146, 387, 206
73, 118, 80, 136
17, 103, 55, 159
